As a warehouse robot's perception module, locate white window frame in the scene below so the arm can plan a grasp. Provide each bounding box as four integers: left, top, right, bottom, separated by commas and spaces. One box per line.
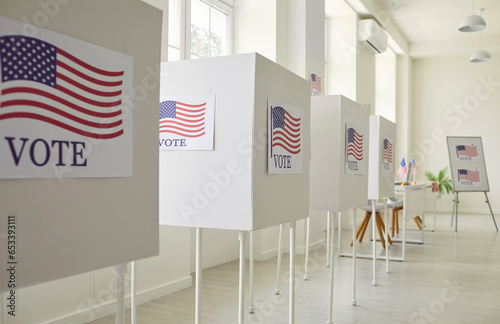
174, 0, 233, 60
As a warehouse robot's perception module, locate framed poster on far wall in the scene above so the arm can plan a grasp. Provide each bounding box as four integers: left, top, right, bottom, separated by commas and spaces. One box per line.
446, 136, 489, 192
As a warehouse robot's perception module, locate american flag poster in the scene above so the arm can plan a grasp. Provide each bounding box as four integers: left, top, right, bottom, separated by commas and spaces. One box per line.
159, 94, 214, 151
382, 137, 394, 173
310, 71, 322, 96
455, 144, 479, 162
0, 16, 133, 179
457, 168, 481, 187
268, 98, 303, 174
345, 123, 365, 175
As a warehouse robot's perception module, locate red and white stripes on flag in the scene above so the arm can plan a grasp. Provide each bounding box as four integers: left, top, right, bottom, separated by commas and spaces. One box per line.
0, 35, 125, 140
159, 100, 206, 138
271, 106, 302, 155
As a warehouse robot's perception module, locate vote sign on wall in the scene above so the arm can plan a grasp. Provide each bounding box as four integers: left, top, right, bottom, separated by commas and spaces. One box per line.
159, 94, 215, 151
345, 123, 365, 175
0, 16, 133, 179
267, 98, 303, 174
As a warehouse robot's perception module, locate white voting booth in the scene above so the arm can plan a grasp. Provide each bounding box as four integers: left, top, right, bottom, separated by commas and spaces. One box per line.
308, 95, 369, 321
366, 116, 397, 284
309, 95, 369, 213
159, 53, 311, 324
0, 2, 162, 323
368, 116, 396, 201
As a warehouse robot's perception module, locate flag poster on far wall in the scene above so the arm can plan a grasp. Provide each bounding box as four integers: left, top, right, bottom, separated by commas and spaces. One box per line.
159, 94, 215, 150
345, 123, 365, 175
268, 98, 303, 174
0, 16, 133, 179
310, 71, 323, 96
457, 168, 481, 187
454, 143, 479, 162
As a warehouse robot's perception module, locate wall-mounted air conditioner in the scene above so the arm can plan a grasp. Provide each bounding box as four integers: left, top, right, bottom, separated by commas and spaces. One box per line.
358, 19, 388, 54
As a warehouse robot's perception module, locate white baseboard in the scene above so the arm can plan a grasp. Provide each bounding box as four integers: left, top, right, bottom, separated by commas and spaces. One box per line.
43, 276, 192, 324
425, 208, 499, 215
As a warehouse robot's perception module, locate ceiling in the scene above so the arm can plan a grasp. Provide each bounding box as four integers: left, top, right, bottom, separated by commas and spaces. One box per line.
326, 0, 500, 57
374, 0, 500, 43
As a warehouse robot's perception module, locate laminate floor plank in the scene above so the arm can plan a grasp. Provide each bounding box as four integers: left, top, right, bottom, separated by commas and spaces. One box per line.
90, 213, 500, 323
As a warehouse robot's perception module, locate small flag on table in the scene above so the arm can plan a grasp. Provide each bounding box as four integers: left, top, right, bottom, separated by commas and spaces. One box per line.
412, 159, 419, 175
396, 158, 408, 178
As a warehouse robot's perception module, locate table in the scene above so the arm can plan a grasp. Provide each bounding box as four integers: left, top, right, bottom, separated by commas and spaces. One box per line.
393, 183, 427, 261
339, 183, 431, 263
415, 180, 438, 232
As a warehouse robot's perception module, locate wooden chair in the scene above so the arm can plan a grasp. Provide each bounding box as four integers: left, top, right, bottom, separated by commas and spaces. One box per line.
351, 202, 392, 249
387, 197, 422, 237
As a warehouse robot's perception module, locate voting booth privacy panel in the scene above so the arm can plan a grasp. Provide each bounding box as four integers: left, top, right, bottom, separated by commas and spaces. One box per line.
309, 95, 370, 212
159, 53, 311, 231
368, 115, 397, 200
0, 1, 161, 290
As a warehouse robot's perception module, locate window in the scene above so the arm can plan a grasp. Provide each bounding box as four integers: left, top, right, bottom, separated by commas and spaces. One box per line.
168, 0, 233, 61
168, 0, 183, 61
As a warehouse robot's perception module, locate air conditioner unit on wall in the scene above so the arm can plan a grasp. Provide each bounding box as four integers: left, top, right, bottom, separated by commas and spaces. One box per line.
358, 19, 388, 54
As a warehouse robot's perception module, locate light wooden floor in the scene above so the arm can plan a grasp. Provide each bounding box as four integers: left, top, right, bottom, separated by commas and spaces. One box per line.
90, 212, 500, 324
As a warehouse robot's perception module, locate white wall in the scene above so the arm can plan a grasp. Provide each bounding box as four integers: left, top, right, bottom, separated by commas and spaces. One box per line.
234, 0, 278, 61
305, 0, 326, 79
396, 55, 412, 161
411, 52, 500, 214
375, 48, 397, 122
326, 14, 356, 99
142, 0, 169, 62
355, 25, 376, 114
284, 0, 325, 79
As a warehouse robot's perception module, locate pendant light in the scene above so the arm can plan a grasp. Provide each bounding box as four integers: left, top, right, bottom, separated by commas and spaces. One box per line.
469, 9, 491, 62
470, 50, 491, 62
470, 31, 491, 62
459, 1, 486, 32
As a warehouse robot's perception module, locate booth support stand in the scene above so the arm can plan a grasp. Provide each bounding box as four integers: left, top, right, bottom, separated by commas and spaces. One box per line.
131, 261, 137, 324
275, 224, 284, 294
195, 228, 202, 324
326, 212, 331, 267
351, 208, 357, 306
238, 231, 247, 324
304, 217, 310, 280
384, 201, 389, 273
289, 221, 296, 324
115, 264, 126, 324
249, 231, 255, 313
326, 212, 335, 324
338, 212, 342, 256
371, 200, 377, 286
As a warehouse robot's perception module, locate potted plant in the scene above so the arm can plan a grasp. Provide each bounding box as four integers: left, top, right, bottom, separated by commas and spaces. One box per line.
425, 167, 453, 198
